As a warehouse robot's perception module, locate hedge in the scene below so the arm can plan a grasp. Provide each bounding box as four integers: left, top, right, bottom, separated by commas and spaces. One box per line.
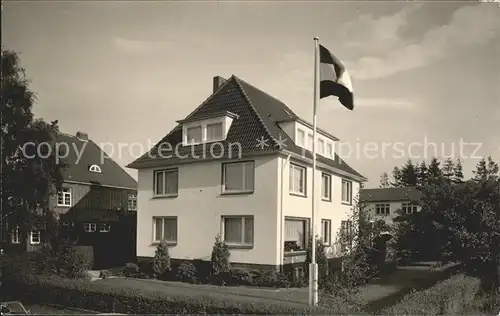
382, 274, 481, 315
3, 274, 339, 314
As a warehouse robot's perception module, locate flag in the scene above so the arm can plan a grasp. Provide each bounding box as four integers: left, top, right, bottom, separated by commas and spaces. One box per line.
319, 44, 354, 110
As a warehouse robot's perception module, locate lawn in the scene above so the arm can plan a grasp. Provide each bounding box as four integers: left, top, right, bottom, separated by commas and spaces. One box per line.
94, 261, 459, 311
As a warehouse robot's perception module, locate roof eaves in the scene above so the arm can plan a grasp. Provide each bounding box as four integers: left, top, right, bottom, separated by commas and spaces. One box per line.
176, 110, 239, 124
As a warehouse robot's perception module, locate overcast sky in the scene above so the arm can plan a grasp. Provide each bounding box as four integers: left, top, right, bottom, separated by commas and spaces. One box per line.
3, 1, 499, 187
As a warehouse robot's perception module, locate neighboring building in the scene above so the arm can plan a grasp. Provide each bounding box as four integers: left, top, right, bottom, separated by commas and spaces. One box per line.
6, 131, 138, 268
360, 186, 423, 225
128, 75, 366, 272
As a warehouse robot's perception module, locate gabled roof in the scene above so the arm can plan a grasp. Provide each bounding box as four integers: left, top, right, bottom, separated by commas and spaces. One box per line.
127, 75, 364, 180
360, 186, 422, 202
56, 133, 137, 190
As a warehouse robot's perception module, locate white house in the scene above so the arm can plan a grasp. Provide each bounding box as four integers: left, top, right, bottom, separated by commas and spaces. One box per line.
359, 186, 423, 225
127, 75, 366, 272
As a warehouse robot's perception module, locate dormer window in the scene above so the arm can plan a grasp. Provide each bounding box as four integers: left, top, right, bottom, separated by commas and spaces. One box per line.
89, 165, 102, 173
186, 126, 202, 144
180, 112, 237, 146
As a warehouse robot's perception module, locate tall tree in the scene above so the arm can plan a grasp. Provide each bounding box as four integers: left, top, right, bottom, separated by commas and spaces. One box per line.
391, 167, 402, 187
452, 158, 464, 184
417, 161, 428, 188
379, 172, 390, 188
1, 49, 64, 244
441, 158, 455, 182
427, 158, 442, 184
472, 156, 499, 182
486, 156, 499, 182
399, 160, 418, 187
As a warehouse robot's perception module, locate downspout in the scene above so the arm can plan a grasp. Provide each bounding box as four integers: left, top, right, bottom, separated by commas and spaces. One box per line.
280, 154, 292, 272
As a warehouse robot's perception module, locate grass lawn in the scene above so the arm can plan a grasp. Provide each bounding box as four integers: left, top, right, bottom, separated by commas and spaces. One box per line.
94, 262, 459, 311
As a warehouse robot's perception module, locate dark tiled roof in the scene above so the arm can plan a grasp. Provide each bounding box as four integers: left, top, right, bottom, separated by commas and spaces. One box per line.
127, 75, 364, 180
56, 133, 137, 189
360, 186, 422, 202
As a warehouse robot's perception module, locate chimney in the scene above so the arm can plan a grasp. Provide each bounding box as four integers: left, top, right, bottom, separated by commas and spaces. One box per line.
76, 131, 89, 141
213, 76, 226, 93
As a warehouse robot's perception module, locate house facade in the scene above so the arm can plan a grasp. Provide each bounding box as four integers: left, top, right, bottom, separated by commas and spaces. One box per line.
359, 186, 422, 225
7, 132, 138, 268
128, 75, 365, 271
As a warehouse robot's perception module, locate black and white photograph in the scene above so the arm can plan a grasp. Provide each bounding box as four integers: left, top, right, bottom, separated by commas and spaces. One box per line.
1, 0, 499, 314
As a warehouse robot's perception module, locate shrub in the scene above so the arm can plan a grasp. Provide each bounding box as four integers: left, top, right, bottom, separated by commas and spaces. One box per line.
226, 268, 253, 286
123, 262, 148, 279
382, 274, 481, 315
3, 273, 340, 314
251, 270, 291, 288
176, 262, 197, 284
210, 235, 230, 277
52, 245, 93, 279
152, 241, 171, 279
100, 270, 112, 279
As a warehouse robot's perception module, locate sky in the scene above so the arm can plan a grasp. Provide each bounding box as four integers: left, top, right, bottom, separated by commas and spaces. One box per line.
3, 0, 500, 188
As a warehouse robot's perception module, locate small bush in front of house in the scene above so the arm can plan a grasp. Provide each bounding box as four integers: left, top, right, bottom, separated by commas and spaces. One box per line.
122, 262, 150, 279
251, 270, 291, 288
210, 235, 230, 278
226, 268, 253, 286
176, 262, 197, 284
3, 273, 341, 314
99, 270, 112, 279
53, 245, 94, 279
152, 241, 171, 279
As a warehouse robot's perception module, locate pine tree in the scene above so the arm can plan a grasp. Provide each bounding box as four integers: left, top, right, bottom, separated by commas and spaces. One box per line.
379, 172, 390, 188
427, 158, 442, 184
486, 156, 499, 182
400, 160, 418, 187
417, 161, 428, 188
452, 158, 464, 184
152, 241, 171, 279
473, 158, 489, 181
391, 167, 402, 187
442, 158, 455, 182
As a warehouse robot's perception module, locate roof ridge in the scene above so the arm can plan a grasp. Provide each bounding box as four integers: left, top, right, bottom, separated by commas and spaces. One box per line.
232, 76, 279, 147
137, 76, 235, 161
232, 75, 298, 117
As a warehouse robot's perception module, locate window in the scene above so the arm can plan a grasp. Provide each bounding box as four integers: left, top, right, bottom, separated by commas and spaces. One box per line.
57, 187, 72, 207
318, 139, 325, 155
89, 164, 102, 173
11, 226, 20, 244
186, 125, 202, 144
154, 169, 179, 196
340, 220, 353, 253
327, 143, 334, 158
222, 216, 254, 247
321, 219, 331, 245
30, 230, 41, 245
128, 194, 137, 210
153, 217, 177, 243
297, 129, 305, 147
84, 223, 96, 232
99, 223, 111, 232
375, 204, 391, 215
61, 221, 74, 228
321, 173, 332, 201
307, 134, 314, 151
222, 161, 254, 193
341, 179, 352, 204
206, 122, 223, 142
290, 164, 306, 195
401, 203, 418, 215
284, 218, 308, 252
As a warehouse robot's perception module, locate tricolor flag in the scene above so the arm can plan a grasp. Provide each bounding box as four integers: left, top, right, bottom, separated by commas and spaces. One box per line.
319, 44, 354, 110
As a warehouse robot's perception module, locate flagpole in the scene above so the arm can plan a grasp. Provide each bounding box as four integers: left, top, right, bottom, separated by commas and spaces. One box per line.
309, 36, 320, 307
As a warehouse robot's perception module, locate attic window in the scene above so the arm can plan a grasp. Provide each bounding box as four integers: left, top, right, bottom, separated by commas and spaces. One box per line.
89, 165, 102, 173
